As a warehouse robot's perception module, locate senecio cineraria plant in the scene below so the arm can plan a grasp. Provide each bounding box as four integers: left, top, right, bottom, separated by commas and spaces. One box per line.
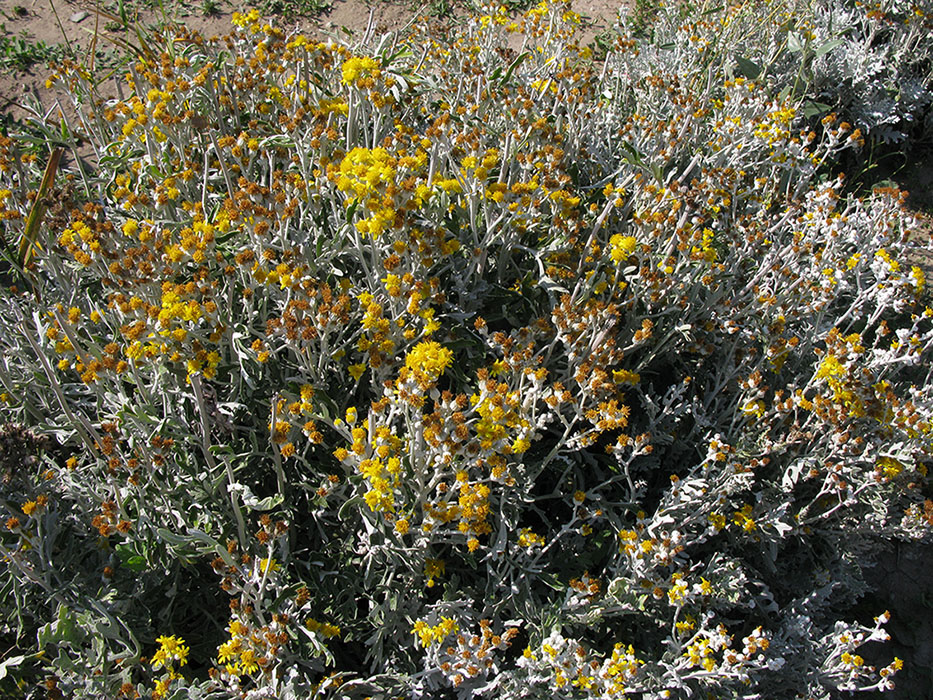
0, 0, 930, 697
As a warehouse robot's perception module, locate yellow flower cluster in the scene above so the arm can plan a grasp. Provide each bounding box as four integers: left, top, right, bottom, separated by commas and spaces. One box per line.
423, 557, 445, 587
609, 234, 638, 262
603, 643, 644, 693
814, 336, 868, 418
732, 504, 757, 532
683, 633, 721, 672
341, 55, 381, 86
151, 633, 189, 696
231, 8, 261, 29
412, 616, 458, 647
216, 619, 271, 677
337, 147, 397, 201
335, 420, 406, 513
472, 388, 531, 452
304, 617, 341, 638
753, 104, 797, 145
518, 528, 545, 548
334, 146, 430, 238
403, 340, 453, 385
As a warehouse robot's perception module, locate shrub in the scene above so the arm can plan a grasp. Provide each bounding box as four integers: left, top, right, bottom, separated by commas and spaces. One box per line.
0, 0, 931, 697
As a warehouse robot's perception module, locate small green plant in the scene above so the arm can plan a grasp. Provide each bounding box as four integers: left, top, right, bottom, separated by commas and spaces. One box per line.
426, 0, 454, 18
0, 30, 67, 70
260, 0, 330, 18
201, 0, 222, 16
589, 26, 615, 61
628, 0, 659, 37
500, 0, 537, 11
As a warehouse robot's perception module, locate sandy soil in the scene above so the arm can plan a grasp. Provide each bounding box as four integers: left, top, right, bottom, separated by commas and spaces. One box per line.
0, 0, 623, 122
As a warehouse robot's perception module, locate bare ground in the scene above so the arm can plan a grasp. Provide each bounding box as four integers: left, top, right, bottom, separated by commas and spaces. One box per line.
0, 0, 623, 122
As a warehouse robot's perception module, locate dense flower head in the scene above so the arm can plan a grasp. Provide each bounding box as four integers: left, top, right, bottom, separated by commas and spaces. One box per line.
403, 340, 454, 385
342, 55, 381, 86
152, 635, 189, 674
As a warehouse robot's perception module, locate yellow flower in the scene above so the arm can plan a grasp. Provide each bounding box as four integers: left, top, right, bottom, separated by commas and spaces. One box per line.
305, 617, 341, 638
231, 8, 260, 27
612, 369, 640, 385
424, 557, 445, 587
348, 363, 366, 381
217, 638, 241, 664
436, 177, 462, 194
341, 55, 380, 85
403, 341, 453, 385
259, 557, 281, 573
152, 635, 189, 671
518, 528, 545, 548
412, 616, 458, 646
239, 648, 259, 674
609, 234, 638, 262
877, 456, 904, 479
382, 274, 402, 296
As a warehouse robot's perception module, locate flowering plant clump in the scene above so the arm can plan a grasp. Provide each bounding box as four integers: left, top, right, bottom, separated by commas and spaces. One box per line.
0, 0, 930, 697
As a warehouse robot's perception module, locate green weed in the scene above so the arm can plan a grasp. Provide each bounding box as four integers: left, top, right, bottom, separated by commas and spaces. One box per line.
259, 0, 331, 18
629, 0, 659, 37
0, 29, 68, 70
201, 0, 222, 16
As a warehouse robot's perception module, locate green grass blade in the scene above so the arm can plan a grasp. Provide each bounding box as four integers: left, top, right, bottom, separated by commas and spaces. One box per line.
18, 147, 62, 269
